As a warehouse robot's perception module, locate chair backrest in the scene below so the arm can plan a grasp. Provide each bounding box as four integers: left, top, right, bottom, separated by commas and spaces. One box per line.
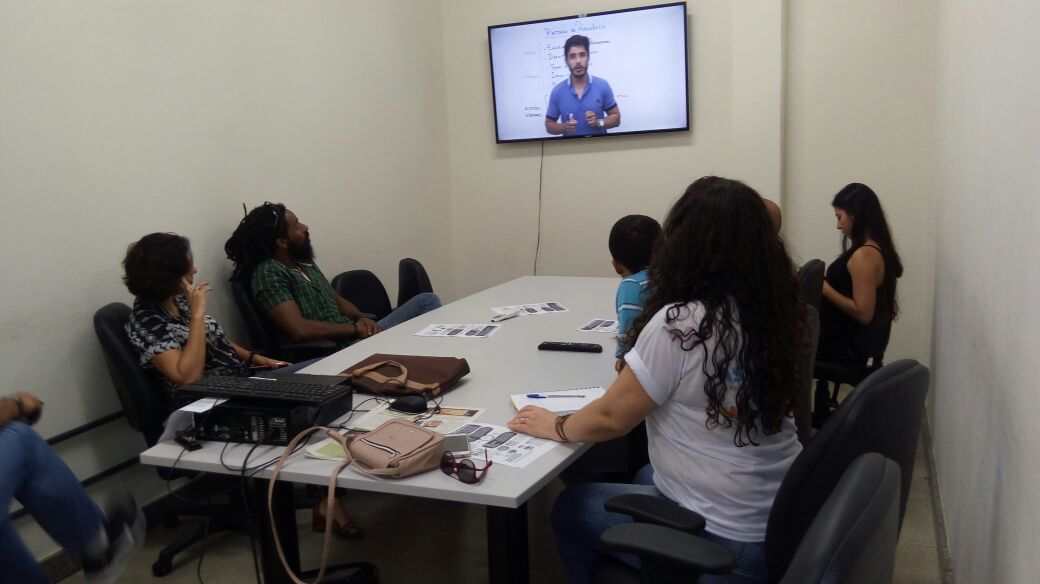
779, 453, 900, 584
229, 278, 276, 355
397, 258, 433, 307
764, 359, 929, 582
332, 270, 393, 321
796, 259, 825, 312
93, 302, 170, 447
795, 305, 820, 445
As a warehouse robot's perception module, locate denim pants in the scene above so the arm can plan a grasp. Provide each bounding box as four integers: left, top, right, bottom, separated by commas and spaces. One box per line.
552, 464, 766, 584
377, 292, 441, 330
0, 422, 106, 584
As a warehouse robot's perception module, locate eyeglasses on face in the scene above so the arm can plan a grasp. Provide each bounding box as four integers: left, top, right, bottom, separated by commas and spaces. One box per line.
440, 449, 491, 484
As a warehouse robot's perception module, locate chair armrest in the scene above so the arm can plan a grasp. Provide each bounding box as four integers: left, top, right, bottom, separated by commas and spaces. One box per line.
600, 523, 736, 576
280, 340, 339, 362
605, 494, 707, 534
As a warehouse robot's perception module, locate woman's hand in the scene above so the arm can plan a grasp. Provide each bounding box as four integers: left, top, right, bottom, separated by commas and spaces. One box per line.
183, 277, 213, 318
507, 406, 560, 440
253, 355, 290, 369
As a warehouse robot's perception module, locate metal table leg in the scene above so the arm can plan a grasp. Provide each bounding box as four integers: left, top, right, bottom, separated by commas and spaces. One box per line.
486, 503, 529, 584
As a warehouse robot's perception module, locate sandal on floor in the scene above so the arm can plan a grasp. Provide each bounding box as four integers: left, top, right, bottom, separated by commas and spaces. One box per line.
312, 500, 363, 539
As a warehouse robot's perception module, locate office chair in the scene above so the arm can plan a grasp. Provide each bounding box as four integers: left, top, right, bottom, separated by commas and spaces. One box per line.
397, 258, 434, 307
596, 453, 901, 584
229, 278, 337, 362
331, 270, 393, 321
812, 311, 892, 427
796, 259, 825, 312
795, 305, 820, 445
93, 302, 242, 577
592, 359, 929, 583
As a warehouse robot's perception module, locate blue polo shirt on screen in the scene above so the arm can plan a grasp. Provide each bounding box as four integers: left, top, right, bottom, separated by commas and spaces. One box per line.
545, 75, 617, 136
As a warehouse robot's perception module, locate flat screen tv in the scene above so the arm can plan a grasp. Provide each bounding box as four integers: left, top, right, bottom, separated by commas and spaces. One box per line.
488, 2, 689, 143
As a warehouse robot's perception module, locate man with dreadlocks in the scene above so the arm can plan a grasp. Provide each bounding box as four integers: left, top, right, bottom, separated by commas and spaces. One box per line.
225, 203, 440, 346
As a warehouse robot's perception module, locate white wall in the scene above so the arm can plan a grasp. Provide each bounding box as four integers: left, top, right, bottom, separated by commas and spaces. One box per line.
440, 0, 783, 297
931, 0, 1040, 581
0, 0, 453, 557
784, 0, 938, 365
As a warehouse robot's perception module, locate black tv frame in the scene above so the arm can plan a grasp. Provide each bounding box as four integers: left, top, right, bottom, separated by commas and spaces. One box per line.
487, 2, 689, 144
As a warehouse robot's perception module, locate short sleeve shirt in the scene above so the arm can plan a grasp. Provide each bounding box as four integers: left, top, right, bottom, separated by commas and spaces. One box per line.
545, 76, 617, 136
624, 302, 802, 542
615, 269, 650, 358
250, 259, 351, 327
125, 295, 243, 397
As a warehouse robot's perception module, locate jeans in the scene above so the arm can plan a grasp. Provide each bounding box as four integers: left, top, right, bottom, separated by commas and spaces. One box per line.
0, 422, 106, 584
552, 464, 766, 584
377, 292, 441, 330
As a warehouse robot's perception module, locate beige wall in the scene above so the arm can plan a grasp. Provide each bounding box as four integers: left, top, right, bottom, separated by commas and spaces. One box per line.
931, 0, 1040, 581
0, 0, 453, 557
441, 0, 783, 297
784, 0, 938, 365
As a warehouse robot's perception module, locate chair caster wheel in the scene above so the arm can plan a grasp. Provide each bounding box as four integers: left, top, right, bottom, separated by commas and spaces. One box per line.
153, 559, 173, 577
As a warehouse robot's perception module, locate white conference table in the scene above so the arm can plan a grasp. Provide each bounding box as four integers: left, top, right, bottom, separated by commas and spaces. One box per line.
140, 275, 620, 583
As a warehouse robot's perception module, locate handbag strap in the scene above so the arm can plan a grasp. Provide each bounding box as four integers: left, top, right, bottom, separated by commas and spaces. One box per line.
267, 426, 353, 584
351, 360, 441, 392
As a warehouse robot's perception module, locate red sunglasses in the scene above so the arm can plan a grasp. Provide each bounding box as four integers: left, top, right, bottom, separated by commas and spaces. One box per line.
440, 450, 492, 484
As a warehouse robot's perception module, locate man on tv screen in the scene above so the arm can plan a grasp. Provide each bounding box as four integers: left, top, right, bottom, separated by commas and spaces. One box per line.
545, 35, 621, 137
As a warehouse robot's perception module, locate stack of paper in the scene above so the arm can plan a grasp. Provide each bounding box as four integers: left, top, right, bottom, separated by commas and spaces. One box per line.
509, 387, 606, 414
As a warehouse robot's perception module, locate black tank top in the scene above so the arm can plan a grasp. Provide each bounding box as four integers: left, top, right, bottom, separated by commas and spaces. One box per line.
818, 244, 884, 362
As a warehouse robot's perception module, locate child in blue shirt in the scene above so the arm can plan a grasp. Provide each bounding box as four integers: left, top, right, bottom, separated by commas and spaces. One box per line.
609, 215, 662, 372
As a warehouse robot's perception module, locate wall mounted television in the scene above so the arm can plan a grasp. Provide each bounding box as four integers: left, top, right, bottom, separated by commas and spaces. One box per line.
488, 2, 689, 144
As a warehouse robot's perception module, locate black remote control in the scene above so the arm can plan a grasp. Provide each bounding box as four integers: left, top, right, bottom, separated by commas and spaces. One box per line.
538, 341, 603, 353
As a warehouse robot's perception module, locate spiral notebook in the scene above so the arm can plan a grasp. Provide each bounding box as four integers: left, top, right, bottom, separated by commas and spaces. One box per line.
509, 386, 606, 414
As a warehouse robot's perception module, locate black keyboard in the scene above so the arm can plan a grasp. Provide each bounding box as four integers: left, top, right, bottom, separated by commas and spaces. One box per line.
179, 376, 350, 405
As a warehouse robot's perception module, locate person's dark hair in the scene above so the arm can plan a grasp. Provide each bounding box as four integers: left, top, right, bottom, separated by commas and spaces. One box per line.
609, 215, 661, 273
832, 183, 904, 319
563, 35, 590, 56
224, 202, 288, 281
625, 176, 808, 447
123, 233, 192, 302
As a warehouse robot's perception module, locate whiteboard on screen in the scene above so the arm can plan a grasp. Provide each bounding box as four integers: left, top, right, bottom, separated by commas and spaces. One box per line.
488, 3, 689, 142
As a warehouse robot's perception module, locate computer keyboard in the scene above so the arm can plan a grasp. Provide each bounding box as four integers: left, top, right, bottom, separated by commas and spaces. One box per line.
179, 375, 349, 405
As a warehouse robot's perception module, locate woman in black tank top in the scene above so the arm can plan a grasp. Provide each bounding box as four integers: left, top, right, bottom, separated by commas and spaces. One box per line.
818, 183, 904, 363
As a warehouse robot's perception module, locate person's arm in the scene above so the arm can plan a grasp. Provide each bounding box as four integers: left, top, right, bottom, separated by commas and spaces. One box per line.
822, 247, 882, 324
0, 392, 43, 427
508, 366, 656, 442
229, 341, 289, 368
268, 299, 360, 342
150, 283, 211, 386
546, 115, 577, 135
332, 291, 381, 336
602, 105, 620, 129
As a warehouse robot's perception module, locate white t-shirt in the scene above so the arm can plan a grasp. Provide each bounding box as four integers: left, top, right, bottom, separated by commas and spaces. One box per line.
625, 302, 802, 542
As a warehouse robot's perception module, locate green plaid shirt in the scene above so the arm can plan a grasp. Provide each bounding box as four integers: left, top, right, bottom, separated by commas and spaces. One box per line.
250, 259, 352, 327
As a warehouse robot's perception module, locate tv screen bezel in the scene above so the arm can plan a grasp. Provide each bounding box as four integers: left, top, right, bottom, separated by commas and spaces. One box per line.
487, 1, 689, 144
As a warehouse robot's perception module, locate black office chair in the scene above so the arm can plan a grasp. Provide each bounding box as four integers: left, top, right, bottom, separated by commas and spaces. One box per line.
812, 312, 892, 427
795, 305, 820, 445
229, 278, 337, 362
796, 259, 825, 312
592, 359, 929, 583
595, 453, 901, 584
93, 302, 242, 577
397, 258, 434, 307
331, 270, 393, 321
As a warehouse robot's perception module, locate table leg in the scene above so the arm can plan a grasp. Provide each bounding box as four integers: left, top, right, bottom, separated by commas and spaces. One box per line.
486, 504, 529, 584
250, 479, 299, 584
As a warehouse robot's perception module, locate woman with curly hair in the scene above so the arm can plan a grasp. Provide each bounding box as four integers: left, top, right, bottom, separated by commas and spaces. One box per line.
509, 177, 808, 583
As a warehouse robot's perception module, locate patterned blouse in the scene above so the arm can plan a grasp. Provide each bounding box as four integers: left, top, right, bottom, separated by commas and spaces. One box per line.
125, 295, 243, 397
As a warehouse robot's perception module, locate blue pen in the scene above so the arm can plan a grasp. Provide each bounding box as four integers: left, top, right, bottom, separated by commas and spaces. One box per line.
527, 394, 585, 399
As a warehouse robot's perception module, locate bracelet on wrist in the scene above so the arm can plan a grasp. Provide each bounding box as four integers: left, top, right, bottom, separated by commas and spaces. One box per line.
555, 414, 572, 443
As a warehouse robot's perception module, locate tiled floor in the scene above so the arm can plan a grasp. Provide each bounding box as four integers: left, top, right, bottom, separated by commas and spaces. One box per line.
60, 438, 948, 583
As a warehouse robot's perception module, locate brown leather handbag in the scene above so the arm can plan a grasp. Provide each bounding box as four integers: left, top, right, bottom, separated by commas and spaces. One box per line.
341, 353, 470, 397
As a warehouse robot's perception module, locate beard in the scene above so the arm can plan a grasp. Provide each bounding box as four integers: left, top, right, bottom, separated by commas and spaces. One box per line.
288, 236, 315, 263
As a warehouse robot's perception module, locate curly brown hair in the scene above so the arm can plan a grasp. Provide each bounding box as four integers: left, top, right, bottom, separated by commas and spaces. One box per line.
624, 177, 809, 446
123, 233, 191, 302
